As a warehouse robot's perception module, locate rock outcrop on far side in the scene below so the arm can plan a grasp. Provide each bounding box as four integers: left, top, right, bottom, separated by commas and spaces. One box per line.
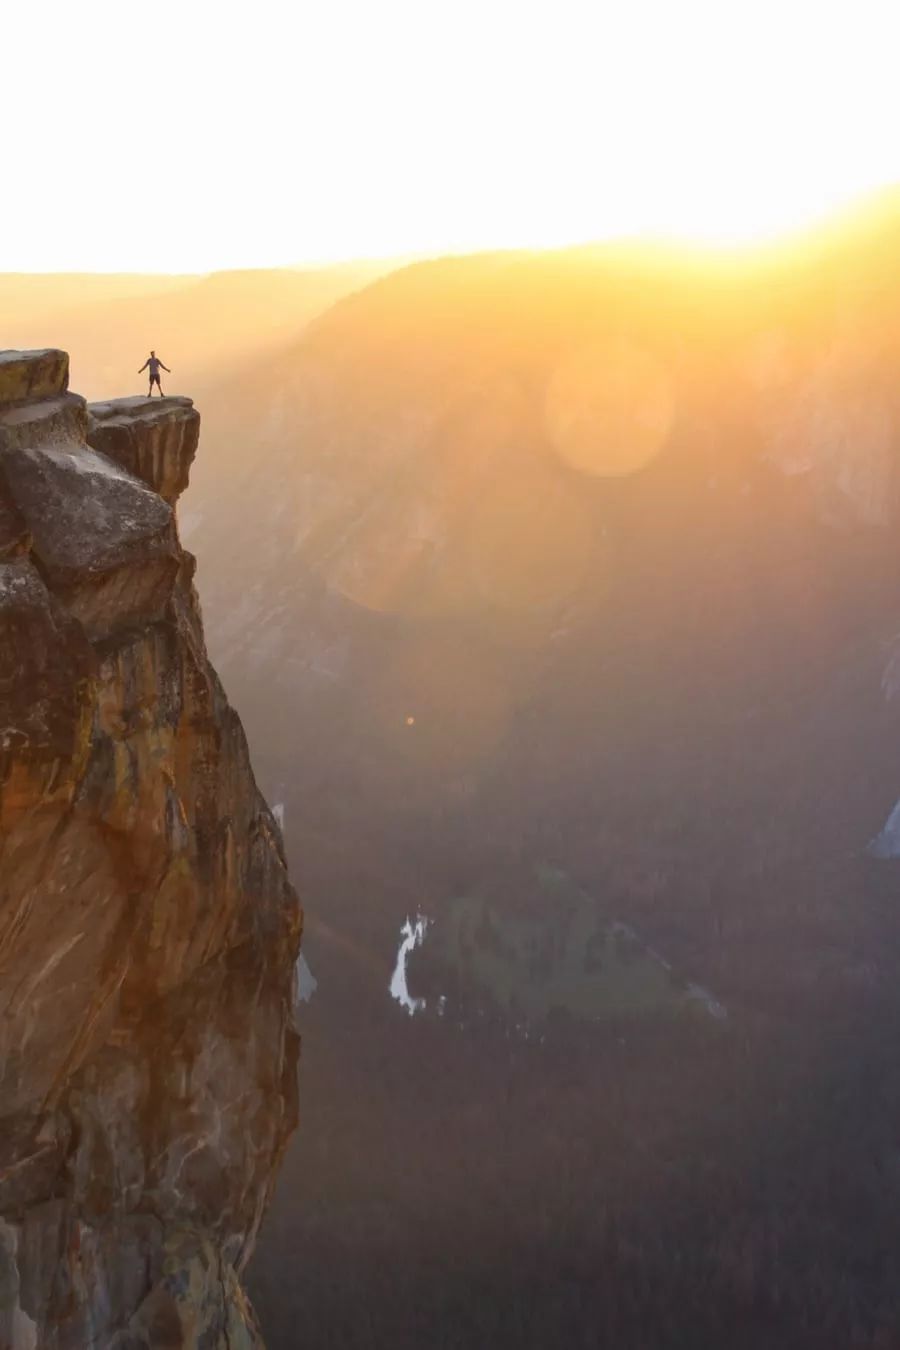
0, 350, 301, 1348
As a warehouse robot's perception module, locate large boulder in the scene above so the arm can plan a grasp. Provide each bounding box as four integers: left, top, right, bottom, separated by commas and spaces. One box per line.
0, 349, 68, 407
1, 440, 179, 640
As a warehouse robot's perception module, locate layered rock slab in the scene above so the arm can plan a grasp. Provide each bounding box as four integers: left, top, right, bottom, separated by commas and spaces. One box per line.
0, 349, 68, 407
0, 350, 301, 1348
0, 388, 180, 641
88, 397, 200, 505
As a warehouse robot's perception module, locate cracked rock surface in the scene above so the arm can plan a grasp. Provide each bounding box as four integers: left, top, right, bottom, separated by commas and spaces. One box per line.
0, 351, 301, 1349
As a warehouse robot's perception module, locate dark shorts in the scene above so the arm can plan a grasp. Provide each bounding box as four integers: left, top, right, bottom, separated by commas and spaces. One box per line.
149, 373, 161, 385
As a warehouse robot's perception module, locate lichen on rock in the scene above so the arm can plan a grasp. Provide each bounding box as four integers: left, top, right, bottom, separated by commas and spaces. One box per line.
0, 350, 301, 1348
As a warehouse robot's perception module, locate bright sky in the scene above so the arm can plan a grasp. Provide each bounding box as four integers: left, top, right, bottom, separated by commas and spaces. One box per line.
5, 0, 900, 272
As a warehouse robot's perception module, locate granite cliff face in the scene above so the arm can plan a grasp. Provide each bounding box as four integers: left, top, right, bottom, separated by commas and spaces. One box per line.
0, 350, 301, 1348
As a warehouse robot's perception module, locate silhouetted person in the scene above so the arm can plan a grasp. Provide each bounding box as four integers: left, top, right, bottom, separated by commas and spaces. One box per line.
138, 350, 170, 396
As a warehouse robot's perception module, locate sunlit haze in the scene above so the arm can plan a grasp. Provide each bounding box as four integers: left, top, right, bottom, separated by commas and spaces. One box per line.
7, 0, 900, 271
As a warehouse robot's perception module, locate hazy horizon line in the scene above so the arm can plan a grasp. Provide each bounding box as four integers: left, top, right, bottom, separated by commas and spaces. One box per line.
4, 183, 900, 280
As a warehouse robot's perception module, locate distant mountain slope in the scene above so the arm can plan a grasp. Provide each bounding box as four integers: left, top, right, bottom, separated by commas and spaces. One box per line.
183, 201, 900, 1015
0, 271, 193, 317
0, 262, 390, 400
404, 865, 727, 1026
192, 197, 900, 600
191, 198, 900, 685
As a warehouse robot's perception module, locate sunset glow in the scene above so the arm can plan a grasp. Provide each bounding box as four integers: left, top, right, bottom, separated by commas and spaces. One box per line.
7, 0, 900, 272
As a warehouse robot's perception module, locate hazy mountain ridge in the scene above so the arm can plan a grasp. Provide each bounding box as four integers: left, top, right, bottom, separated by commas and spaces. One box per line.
0, 262, 390, 401
185, 210, 900, 986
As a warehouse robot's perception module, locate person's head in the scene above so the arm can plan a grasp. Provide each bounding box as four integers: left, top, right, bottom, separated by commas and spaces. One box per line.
150, 349, 156, 356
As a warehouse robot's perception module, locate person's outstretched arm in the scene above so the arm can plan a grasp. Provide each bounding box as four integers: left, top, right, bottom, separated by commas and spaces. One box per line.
160, 362, 171, 372
138, 359, 149, 372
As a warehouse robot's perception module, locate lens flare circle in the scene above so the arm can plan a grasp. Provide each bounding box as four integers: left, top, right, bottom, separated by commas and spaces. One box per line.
545, 339, 675, 477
